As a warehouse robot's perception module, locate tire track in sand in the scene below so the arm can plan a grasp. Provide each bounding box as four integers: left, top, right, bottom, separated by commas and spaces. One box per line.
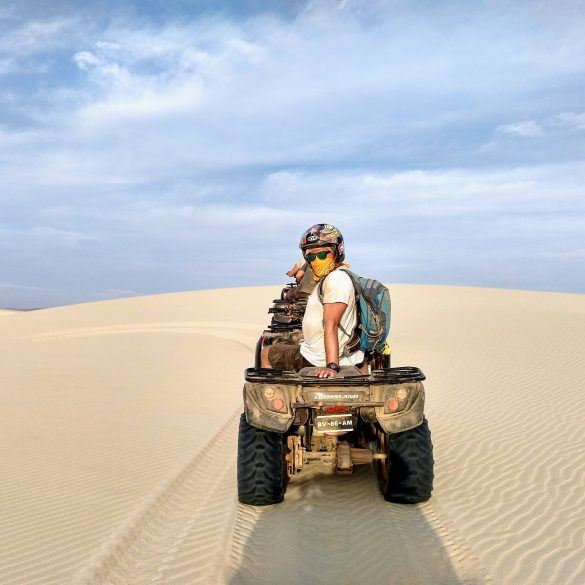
72, 411, 242, 585
71, 415, 491, 585
63, 319, 492, 585
1, 322, 258, 585
19, 321, 262, 352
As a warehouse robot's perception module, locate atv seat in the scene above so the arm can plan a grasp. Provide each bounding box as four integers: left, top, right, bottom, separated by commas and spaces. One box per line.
298, 365, 365, 378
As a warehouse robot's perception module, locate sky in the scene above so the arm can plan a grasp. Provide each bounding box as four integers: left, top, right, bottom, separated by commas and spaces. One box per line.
1, 0, 584, 308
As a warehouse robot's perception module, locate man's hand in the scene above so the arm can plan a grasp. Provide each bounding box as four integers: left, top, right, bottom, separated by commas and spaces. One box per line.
313, 367, 338, 378
287, 258, 306, 284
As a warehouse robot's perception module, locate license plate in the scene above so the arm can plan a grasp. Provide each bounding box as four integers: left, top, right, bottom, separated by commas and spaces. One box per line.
314, 414, 354, 433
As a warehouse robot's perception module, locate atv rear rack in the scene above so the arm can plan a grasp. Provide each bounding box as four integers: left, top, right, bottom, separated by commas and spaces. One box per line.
291, 401, 385, 408
244, 366, 425, 386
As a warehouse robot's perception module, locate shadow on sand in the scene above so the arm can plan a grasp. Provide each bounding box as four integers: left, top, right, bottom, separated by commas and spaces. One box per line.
226, 462, 484, 585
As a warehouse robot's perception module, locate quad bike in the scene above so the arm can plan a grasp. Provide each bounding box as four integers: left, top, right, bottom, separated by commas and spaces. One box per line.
237, 265, 434, 506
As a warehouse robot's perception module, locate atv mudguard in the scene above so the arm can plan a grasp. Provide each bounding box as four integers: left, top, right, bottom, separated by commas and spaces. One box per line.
370, 381, 425, 434
243, 380, 298, 433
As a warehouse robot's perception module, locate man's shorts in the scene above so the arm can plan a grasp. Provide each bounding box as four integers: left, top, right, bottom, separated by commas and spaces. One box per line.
268, 343, 314, 372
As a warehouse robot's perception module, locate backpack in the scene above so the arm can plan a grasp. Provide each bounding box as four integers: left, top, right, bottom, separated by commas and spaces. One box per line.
317, 268, 391, 355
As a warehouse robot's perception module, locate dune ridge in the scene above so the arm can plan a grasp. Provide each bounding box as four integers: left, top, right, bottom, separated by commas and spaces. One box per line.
0, 285, 583, 584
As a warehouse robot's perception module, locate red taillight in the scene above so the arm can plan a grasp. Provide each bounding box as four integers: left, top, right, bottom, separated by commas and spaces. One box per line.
386, 399, 399, 412
322, 405, 349, 414
272, 398, 285, 411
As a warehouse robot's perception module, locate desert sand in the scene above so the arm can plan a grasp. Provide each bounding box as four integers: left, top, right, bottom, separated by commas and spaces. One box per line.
0, 284, 583, 585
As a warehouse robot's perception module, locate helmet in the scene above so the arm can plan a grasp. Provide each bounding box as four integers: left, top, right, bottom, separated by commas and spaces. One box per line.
299, 223, 345, 263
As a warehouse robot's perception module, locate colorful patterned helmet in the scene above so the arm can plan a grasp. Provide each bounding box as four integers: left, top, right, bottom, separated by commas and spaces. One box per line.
299, 223, 345, 263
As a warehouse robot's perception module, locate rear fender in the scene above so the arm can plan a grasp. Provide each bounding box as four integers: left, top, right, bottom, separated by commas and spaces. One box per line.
243, 381, 299, 433
371, 381, 425, 434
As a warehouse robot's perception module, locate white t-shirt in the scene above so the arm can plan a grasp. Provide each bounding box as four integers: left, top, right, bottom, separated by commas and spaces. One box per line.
299, 268, 365, 367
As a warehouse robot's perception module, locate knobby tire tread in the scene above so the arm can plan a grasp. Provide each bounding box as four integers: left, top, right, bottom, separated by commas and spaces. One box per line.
381, 417, 434, 504
237, 413, 288, 505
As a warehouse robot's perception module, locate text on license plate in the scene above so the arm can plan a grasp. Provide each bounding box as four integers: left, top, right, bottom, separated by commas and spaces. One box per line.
315, 414, 354, 433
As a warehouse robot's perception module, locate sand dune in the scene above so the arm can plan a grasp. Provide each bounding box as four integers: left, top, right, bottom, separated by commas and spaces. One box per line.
0, 285, 583, 584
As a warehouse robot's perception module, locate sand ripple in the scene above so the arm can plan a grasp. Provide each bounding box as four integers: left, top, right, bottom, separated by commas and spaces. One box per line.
0, 286, 582, 584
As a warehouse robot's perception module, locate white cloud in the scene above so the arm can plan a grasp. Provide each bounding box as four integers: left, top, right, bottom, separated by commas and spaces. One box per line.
262, 164, 585, 216
493, 112, 585, 140
0, 126, 47, 147
1, 2, 585, 302
1, 7, 584, 189
552, 112, 585, 131
92, 288, 140, 298
0, 18, 74, 56
28, 226, 98, 242
495, 121, 544, 138
107, 201, 308, 239
0, 225, 99, 245
73, 51, 103, 70
535, 248, 585, 261
0, 282, 47, 291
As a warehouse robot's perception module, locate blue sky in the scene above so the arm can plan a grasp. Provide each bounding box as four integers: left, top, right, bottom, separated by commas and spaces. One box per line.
1, 0, 584, 308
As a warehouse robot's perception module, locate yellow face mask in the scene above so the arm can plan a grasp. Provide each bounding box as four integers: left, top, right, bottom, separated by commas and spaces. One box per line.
308, 251, 337, 281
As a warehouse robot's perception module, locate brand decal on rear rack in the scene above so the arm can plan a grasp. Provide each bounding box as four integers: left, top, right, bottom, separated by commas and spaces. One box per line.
313, 392, 360, 401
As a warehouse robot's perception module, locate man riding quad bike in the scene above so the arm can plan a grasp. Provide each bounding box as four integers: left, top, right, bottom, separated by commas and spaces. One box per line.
237, 224, 434, 505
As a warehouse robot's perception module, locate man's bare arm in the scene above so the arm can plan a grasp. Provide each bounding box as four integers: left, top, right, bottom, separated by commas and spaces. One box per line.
313, 302, 347, 378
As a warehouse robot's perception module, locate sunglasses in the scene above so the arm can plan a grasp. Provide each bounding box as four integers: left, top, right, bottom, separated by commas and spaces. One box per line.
306, 250, 332, 262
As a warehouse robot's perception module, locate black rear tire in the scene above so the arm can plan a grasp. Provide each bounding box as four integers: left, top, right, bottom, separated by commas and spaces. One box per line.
375, 417, 434, 504
237, 413, 289, 505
